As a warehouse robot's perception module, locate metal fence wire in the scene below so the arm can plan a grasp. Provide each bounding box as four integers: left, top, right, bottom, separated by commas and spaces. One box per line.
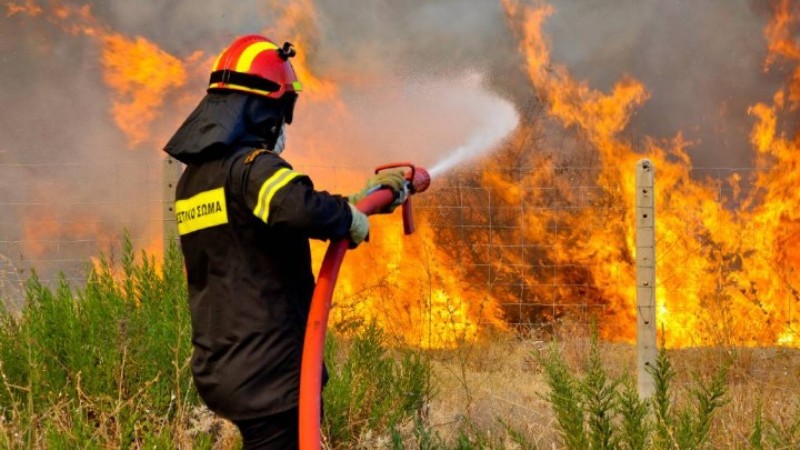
417, 163, 797, 350
0, 161, 163, 308
420, 167, 621, 329
1, 160, 796, 352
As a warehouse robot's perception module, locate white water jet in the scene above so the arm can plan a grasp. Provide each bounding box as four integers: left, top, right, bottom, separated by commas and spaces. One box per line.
428, 99, 519, 178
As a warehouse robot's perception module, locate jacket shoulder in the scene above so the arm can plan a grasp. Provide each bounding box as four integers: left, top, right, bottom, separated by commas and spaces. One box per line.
242, 149, 292, 169
232, 149, 309, 200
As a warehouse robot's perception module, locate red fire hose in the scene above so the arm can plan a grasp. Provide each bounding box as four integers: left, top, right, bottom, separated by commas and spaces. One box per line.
298, 163, 431, 449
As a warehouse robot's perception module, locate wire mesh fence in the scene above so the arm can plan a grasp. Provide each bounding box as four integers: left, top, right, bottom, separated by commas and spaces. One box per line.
0, 160, 163, 308
418, 163, 798, 350
420, 178, 618, 328
417, 166, 618, 330
1, 159, 796, 354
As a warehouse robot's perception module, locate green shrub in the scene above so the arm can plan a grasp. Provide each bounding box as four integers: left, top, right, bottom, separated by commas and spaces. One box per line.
582, 334, 620, 450
540, 342, 588, 449
617, 375, 650, 450
0, 235, 197, 448
323, 323, 432, 447
0, 235, 437, 448
538, 336, 731, 450
6, 235, 795, 449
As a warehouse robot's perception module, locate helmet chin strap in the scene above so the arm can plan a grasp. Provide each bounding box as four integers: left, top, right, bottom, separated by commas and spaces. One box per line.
271, 123, 287, 155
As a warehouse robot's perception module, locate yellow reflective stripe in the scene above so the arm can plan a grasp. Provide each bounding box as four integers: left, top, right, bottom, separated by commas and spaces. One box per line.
208, 82, 275, 97
175, 187, 229, 235
235, 41, 279, 73
253, 168, 303, 223
212, 51, 225, 71
291, 81, 303, 92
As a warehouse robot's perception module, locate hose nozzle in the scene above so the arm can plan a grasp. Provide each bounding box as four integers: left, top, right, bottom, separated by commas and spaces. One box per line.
373, 162, 430, 235
374, 162, 430, 193
408, 166, 431, 194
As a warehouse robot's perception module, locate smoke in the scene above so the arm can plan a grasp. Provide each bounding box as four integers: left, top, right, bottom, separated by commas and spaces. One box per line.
0, 17, 122, 164
288, 72, 519, 186
297, 0, 785, 169
4, 0, 785, 164
81, 1, 270, 52
540, 0, 785, 168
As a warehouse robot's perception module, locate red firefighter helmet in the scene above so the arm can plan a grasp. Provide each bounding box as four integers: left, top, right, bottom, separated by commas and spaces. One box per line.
208, 35, 303, 100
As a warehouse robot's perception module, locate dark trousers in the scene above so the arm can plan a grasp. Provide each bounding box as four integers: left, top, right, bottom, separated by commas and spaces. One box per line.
233, 407, 299, 450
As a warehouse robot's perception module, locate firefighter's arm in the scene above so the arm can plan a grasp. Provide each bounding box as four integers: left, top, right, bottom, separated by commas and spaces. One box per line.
268, 178, 355, 240
244, 163, 355, 241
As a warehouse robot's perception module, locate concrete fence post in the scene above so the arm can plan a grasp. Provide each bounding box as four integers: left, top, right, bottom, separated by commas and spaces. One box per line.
636, 159, 657, 398
162, 156, 182, 258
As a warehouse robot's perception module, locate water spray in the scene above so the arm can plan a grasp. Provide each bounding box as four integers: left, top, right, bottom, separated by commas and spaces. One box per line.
428, 101, 519, 178
298, 163, 430, 450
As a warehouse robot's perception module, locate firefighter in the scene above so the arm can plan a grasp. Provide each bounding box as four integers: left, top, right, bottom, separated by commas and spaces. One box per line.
163, 35, 406, 449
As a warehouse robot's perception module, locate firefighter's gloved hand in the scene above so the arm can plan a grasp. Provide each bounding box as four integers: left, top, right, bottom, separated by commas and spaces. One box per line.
348, 169, 408, 213
348, 203, 370, 249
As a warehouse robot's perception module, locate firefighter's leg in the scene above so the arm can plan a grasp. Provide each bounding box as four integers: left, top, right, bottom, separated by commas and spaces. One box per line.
232, 407, 299, 450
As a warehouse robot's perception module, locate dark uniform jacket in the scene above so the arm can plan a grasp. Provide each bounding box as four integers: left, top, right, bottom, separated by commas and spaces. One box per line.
164, 92, 352, 420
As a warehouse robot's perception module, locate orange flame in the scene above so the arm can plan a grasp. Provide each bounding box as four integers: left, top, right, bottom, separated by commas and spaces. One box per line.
8, 1, 203, 270
320, 215, 507, 349
5, 0, 41, 17
764, 0, 800, 108
102, 35, 188, 147
265, 0, 340, 101
7, 1, 204, 148
499, 0, 799, 348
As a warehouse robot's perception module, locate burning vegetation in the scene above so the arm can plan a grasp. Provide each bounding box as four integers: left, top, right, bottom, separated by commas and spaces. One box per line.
470, 0, 800, 348
3, 0, 799, 349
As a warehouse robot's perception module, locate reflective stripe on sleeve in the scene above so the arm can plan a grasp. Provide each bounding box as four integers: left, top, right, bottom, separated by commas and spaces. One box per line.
253, 168, 303, 223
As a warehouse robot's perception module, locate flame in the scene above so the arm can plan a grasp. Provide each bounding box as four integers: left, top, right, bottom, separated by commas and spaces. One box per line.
101, 35, 189, 147
9, 1, 200, 148
764, 0, 800, 108
8, 1, 200, 274
265, 0, 340, 101
5, 0, 41, 16
22, 210, 114, 260
103, 34, 186, 147
316, 215, 507, 349
497, 0, 799, 348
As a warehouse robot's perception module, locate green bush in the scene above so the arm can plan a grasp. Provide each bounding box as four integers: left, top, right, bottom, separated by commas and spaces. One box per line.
323, 323, 432, 447
538, 332, 730, 450
0, 236, 197, 448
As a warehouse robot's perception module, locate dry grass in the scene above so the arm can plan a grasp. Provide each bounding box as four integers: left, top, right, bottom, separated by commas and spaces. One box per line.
421, 322, 800, 448
427, 332, 557, 446
670, 345, 800, 447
